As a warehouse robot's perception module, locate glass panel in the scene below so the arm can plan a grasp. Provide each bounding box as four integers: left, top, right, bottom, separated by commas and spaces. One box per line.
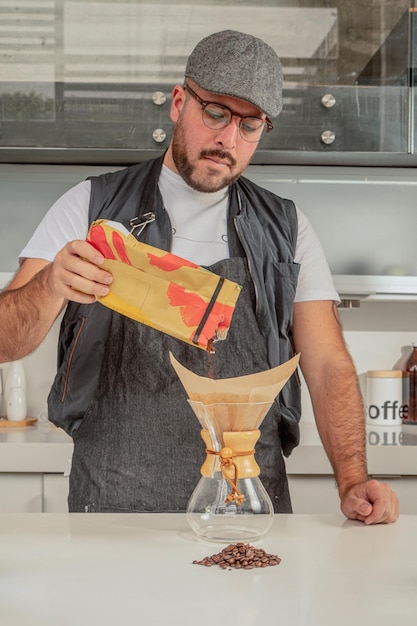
411, 4, 417, 154
0, 0, 413, 162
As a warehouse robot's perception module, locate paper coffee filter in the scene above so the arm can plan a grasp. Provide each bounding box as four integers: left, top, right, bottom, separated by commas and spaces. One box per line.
170, 351, 300, 401
187, 399, 275, 434
169, 352, 300, 434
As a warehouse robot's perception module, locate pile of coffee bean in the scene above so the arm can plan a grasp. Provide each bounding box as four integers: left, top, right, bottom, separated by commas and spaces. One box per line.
192, 542, 281, 570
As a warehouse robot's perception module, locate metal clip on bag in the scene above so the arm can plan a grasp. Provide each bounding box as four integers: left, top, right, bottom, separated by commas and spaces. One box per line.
87, 220, 242, 351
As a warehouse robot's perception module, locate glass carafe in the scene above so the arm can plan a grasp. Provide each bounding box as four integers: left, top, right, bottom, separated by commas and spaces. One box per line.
186, 400, 274, 542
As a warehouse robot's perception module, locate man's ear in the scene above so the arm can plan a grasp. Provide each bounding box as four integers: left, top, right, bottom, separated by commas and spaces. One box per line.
169, 85, 186, 123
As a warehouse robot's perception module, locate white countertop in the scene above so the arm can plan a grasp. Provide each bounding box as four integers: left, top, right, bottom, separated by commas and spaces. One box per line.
1, 420, 417, 476
0, 512, 415, 626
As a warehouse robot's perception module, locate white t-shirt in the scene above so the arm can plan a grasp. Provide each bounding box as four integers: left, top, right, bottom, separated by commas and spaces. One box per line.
19, 165, 339, 303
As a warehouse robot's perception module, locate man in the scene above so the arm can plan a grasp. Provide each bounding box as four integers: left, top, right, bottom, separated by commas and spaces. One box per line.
0, 30, 398, 522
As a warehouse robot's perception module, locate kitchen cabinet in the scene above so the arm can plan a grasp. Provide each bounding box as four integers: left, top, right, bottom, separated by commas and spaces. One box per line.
0, 474, 42, 512
43, 474, 69, 513
0, 423, 71, 513
288, 476, 340, 514
288, 475, 417, 515
0, 472, 68, 514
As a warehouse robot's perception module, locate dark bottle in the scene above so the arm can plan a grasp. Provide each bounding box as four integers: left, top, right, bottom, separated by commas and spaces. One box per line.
403, 342, 417, 424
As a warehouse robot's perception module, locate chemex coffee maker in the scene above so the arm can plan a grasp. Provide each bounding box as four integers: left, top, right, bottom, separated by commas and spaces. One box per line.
170, 352, 299, 543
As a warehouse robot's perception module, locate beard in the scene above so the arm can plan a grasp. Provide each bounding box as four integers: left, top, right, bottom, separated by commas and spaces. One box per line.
170, 120, 243, 193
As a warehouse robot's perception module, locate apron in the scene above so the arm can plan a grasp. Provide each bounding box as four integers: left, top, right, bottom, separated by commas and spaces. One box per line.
68, 257, 292, 513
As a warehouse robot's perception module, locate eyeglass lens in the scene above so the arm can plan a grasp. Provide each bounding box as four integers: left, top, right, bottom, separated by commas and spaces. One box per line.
202, 104, 266, 142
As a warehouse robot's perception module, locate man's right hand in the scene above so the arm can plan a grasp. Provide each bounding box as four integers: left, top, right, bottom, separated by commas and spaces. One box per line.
46, 240, 113, 304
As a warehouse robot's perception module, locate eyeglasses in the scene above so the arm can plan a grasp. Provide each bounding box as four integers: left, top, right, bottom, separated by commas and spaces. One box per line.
184, 84, 273, 143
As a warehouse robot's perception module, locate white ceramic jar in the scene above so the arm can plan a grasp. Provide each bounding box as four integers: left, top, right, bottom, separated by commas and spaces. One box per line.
366, 370, 405, 426
5, 361, 27, 422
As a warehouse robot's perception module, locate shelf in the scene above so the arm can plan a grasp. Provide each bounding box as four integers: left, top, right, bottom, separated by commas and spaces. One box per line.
333, 275, 417, 302
3, 272, 417, 302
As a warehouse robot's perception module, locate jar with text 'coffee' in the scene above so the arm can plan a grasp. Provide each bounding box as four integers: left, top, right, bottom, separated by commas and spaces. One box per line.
366, 370, 405, 427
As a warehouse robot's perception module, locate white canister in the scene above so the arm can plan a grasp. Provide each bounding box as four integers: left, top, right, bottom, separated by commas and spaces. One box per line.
366, 370, 406, 427
4, 361, 26, 397
5, 361, 27, 422
6, 387, 27, 422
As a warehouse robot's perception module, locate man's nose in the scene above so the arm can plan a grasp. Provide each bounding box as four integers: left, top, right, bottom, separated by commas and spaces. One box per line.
214, 117, 240, 149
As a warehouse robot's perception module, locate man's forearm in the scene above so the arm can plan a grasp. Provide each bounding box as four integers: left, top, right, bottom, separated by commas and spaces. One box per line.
311, 361, 368, 497
0, 265, 64, 363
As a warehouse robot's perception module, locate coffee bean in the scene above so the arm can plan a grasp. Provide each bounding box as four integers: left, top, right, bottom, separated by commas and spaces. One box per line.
193, 542, 281, 570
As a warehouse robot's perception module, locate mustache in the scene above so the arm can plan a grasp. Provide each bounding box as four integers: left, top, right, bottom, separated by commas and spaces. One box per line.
199, 149, 236, 167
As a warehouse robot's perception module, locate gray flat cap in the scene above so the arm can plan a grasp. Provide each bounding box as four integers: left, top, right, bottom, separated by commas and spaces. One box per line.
184, 30, 283, 117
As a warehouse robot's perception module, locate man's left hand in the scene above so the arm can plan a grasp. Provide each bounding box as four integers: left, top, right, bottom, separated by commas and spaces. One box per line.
340, 478, 399, 524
